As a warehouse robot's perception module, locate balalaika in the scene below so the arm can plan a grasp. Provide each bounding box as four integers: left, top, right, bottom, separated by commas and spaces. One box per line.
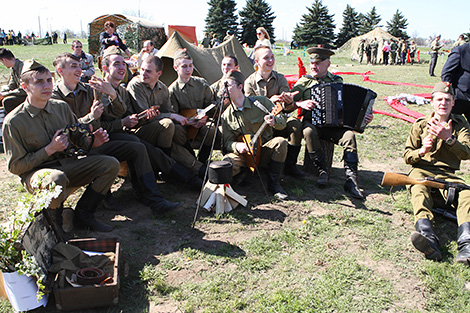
302, 83, 377, 133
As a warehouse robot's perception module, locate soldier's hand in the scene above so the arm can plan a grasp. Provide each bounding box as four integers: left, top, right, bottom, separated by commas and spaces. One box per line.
90, 100, 104, 120
46, 129, 69, 156
418, 134, 434, 156
146, 107, 159, 120
365, 113, 374, 125
296, 99, 316, 110
122, 114, 139, 128
236, 142, 249, 154
89, 76, 117, 100
264, 114, 275, 127
194, 115, 208, 128
427, 118, 452, 141
171, 113, 188, 126
92, 128, 109, 147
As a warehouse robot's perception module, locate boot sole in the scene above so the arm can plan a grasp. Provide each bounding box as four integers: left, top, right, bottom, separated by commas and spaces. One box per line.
410, 232, 442, 261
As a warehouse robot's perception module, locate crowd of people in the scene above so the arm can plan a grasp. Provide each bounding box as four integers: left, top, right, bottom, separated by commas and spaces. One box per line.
357, 37, 418, 66
1, 22, 470, 265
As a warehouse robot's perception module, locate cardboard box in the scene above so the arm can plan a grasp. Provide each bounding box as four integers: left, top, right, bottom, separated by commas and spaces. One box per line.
53, 238, 120, 311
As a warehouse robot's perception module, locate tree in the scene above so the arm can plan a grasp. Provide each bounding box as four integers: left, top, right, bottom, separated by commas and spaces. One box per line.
239, 0, 276, 46
358, 6, 381, 35
204, 0, 238, 42
386, 10, 409, 39
336, 5, 361, 48
292, 0, 336, 48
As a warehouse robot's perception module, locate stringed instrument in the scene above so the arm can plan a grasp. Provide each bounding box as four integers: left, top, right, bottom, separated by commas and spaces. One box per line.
239, 102, 284, 173
180, 103, 216, 140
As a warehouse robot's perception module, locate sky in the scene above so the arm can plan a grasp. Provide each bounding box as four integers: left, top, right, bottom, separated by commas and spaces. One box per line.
2, 0, 469, 42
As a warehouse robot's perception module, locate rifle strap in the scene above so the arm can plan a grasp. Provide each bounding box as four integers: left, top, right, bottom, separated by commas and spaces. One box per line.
445, 186, 457, 206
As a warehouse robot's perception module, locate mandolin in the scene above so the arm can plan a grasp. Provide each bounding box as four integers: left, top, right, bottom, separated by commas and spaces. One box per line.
239, 102, 284, 173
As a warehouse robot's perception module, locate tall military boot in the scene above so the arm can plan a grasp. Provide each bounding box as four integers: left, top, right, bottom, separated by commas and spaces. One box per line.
198, 145, 212, 164
267, 160, 288, 200
168, 163, 203, 190
343, 151, 365, 200
410, 218, 442, 261
75, 186, 113, 232
284, 145, 305, 178
308, 150, 329, 187
455, 222, 470, 264
139, 172, 182, 217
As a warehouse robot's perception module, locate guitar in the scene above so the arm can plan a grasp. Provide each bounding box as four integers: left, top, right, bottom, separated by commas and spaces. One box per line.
239, 102, 284, 173
179, 103, 216, 140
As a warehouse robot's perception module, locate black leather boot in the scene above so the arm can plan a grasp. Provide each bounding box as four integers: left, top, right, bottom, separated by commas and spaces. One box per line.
267, 160, 288, 200
284, 145, 305, 178
456, 222, 470, 264
343, 151, 365, 200
75, 186, 113, 232
139, 172, 182, 217
168, 163, 203, 190
197, 145, 212, 164
410, 218, 442, 261
308, 150, 329, 187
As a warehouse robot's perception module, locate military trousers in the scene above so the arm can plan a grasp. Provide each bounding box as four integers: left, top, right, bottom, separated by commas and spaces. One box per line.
408, 166, 470, 226
273, 117, 303, 147
303, 122, 357, 154
223, 137, 288, 176
429, 52, 438, 75
22, 155, 120, 209
133, 117, 174, 149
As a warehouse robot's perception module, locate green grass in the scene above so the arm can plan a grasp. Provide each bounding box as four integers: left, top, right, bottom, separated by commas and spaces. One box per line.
1, 40, 469, 312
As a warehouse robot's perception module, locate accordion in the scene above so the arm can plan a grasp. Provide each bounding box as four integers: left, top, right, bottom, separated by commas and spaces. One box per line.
303, 83, 377, 133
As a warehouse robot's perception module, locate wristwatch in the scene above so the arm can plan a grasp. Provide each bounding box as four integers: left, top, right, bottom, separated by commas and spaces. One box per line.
445, 135, 456, 145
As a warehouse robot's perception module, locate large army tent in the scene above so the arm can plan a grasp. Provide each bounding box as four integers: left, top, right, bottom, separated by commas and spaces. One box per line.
88, 14, 166, 56
338, 27, 399, 62
157, 31, 254, 86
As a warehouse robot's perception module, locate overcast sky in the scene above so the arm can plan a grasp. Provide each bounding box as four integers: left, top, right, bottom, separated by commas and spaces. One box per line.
2, 0, 468, 41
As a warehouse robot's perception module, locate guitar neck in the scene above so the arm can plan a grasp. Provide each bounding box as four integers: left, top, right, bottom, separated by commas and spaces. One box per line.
250, 121, 268, 147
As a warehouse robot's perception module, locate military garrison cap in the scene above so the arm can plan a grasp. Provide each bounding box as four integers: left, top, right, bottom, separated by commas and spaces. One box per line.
102, 46, 123, 60
174, 48, 192, 61
21, 59, 46, 75
223, 70, 245, 85
432, 81, 454, 96
306, 47, 335, 62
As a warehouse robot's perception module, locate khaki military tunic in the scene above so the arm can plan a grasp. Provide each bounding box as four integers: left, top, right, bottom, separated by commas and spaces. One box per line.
1, 58, 27, 113
126, 77, 174, 148
221, 96, 287, 175
404, 113, 470, 225
290, 73, 357, 154
2, 99, 119, 207
245, 70, 302, 146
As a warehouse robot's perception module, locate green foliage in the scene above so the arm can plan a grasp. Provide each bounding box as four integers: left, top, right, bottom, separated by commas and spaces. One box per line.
0, 172, 61, 300
358, 6, 382, 35
386, 10, 409, 39
204, 0, 239, 41
292, 0, 336, 48
239, 0, 276, 46
336, 5, 361, 48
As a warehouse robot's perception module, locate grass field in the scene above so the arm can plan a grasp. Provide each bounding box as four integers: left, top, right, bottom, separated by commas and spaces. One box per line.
1, 40, 470, 313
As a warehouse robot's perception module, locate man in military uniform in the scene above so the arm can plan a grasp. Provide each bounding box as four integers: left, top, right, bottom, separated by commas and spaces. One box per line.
0, 48, 27, 114
99, 47, 202, 189
71, 40, 95, 83
390, 39, 398, 65
52, 52, 181, 217
430, 35, 444, 76
211, 55, 239, 97
370, 38, 379, 65
291, 47, 373, 199
441, 41, 470, 121
221, 70, 289, 200
169, 49, 218, 165
357, 39, 365, 64
404, 82, 470, 264
2, 59, 120, 232
244, 45, 304, 178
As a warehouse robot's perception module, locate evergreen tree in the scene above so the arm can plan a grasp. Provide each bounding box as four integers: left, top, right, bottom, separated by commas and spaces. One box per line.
336, 5, 360, 48
386, 10, 409, 39
204, 0, 238, 42
358, 6, 381, 34
292, 0, 336, 48
239, 0, 276, 46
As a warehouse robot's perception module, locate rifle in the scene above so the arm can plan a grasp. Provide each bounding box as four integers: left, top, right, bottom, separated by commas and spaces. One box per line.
381, 172, 470, 205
